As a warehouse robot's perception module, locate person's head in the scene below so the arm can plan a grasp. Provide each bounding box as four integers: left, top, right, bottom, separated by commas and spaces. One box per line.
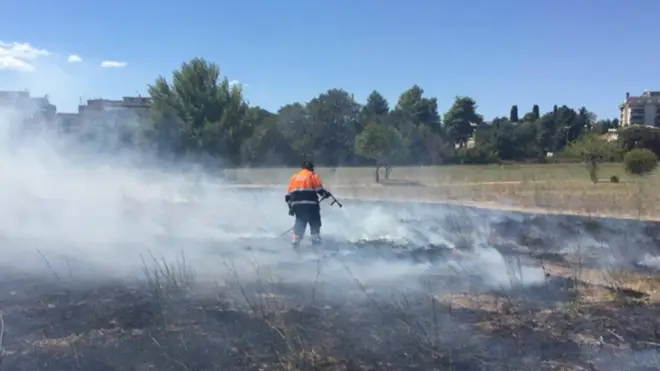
302, 160, 314, 172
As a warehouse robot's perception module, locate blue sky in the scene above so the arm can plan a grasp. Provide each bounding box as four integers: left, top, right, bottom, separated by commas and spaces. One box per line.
1, 0, 657, 120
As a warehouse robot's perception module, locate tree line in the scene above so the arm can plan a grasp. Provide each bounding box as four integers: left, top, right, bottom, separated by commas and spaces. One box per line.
35, 57, 660, 178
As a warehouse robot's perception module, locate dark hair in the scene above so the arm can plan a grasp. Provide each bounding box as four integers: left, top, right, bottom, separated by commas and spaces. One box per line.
302, 160, 314, 171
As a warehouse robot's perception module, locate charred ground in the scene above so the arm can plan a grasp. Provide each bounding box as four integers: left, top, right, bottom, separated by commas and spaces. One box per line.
1, 203, 660, 371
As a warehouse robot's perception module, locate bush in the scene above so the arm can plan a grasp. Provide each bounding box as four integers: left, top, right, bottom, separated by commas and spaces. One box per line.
610, 175, 619, 183
624, 148, 658, 175
454, 147, 499, 165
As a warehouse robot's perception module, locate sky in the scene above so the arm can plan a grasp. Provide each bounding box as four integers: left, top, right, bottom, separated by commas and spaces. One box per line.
0, 0, 657, 120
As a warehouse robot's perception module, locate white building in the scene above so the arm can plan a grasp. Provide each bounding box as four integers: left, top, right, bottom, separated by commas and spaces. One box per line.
620, 90, 660, 127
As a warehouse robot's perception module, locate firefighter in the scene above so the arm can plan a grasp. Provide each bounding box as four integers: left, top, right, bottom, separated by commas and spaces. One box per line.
285, 160, 332, 247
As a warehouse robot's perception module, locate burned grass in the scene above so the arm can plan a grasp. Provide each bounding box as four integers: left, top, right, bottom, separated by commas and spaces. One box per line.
2, 211, 660, 370
1, 253, 659, 371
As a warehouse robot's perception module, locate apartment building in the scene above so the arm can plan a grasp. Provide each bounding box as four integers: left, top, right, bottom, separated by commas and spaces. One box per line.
620, 90, 660, 127
0, 90, 56, 117
54, 112, 81, 133
78, 96, 152, 116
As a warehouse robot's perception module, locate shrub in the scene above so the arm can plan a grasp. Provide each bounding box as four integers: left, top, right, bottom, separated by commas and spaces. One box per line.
610, 175, 619, 183
624, 148, 658, 175
454, 147, 499, 165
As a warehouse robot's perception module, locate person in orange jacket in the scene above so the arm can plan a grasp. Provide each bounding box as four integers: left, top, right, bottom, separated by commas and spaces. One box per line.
285, 160, 332, 247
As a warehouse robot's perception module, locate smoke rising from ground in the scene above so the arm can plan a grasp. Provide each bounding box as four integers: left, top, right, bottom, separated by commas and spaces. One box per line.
0, 117, 551, 295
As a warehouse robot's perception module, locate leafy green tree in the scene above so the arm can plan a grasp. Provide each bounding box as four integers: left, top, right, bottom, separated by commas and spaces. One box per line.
566, 133, 622, 183
513, 122, 543, 160
394, 85, 440, 129
577, 107, 596, 132
147, 57, 248, 164
509, 105, 519, 122
358, 90, 390, 135
618, 125, 660, 157
240, 107, 295, 165
362, 90, 390, 117
275, 103, 314, 160
552, 105, 584, 151
419, 124, 453, 165
592, 119, 619, 134
306, 89, 361, 166
531, 105, 540, 120
391, 85, 441, 163
444, 96, 482, 147
535, 113, 558, 154
355, 121, 404, 182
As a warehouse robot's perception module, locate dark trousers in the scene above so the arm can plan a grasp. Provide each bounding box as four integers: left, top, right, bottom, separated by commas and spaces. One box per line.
292, 204, 322, 239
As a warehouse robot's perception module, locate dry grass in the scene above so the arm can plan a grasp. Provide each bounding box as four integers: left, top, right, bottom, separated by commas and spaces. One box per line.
225, 163, 660, 219
226, 163, 639, 185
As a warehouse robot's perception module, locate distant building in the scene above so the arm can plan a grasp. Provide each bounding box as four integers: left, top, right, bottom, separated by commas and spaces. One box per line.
0, 90, 55, 116
0, 90, 57, 133
620, 90, 660, 127
600, 128, 619, 142
0, 90, 30, 107
30, 96, 56, 119
78, 96, 152, 116
54, 112, 81, 133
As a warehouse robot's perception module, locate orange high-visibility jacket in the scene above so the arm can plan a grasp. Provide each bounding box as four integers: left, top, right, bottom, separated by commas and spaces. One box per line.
286, 169, 327, 206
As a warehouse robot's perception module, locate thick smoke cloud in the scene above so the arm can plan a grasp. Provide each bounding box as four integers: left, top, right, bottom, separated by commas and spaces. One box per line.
0, 105, 551, 293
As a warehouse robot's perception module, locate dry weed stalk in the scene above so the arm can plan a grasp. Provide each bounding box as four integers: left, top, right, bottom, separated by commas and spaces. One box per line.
141, 250, 195, 328
221, 254, 323, 370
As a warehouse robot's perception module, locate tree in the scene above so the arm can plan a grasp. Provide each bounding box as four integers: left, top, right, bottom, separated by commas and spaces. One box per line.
553, 105, 584, 151
444, 96, 482, 147
362, 90, 390, 117
419, 124, 453, 165
618, 125, 660, 157
275, 103, 314, 161
509, 105, 519, 122
536, 113, 557, 154
592, 118, 619, 134
577, 106, 596, 132
147, 57, 248, 165
394, 85, 440, 129
391, 85, 441, 164
306, 89, 361, 166
566, 133, 622, 183
532, 105, 540, 121
355, 121, 403, 182
240, 107, 295, 165
359, 90, 390, 135
51, 55, 639, 169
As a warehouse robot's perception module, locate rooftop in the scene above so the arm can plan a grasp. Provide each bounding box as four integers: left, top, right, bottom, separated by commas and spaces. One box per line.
624, 96, 660, 106
82, 96, 152, 110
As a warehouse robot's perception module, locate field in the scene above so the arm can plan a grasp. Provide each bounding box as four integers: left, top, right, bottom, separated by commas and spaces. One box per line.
3, 206, 660, 371
3, 161, 660, 370
226, 163, 660, 220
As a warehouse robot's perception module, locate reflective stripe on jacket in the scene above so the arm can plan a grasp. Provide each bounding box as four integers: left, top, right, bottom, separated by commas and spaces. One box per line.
286, 169, 325, 206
